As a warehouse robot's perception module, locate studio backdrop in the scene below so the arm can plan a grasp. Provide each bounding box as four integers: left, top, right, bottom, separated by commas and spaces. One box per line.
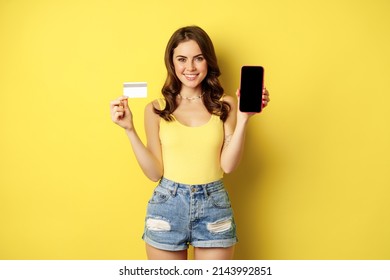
1, 0, 389, 259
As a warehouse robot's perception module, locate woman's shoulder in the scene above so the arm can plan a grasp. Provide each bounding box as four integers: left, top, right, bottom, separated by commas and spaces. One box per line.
221, 94, 236, 107
144, 99, 162, 119
146, 98, 164, 111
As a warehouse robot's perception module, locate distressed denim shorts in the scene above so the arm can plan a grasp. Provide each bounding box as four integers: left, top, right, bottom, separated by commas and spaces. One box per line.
142, 177, 237, 251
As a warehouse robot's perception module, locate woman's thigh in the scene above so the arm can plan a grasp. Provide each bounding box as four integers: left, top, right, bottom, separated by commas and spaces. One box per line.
145, 243, 188, 260
194, 246, 235, 260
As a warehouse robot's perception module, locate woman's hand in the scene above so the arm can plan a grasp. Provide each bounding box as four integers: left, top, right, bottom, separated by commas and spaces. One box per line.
110, 96, 134, 131
236, 87, 270, 122
262, 87, 270, 108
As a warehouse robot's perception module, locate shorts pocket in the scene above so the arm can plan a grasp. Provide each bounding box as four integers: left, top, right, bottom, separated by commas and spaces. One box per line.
209, 189, 231, 209
148, 186, 171, 205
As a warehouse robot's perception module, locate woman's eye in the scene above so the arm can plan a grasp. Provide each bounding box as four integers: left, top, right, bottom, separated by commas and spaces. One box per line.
178, 58, 186, 63
195, 56, 204, 62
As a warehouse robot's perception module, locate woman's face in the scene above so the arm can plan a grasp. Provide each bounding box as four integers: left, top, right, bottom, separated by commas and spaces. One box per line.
172, 40, 208, 92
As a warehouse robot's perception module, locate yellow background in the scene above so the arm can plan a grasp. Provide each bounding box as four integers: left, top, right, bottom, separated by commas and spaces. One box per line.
1, 0, 389, 259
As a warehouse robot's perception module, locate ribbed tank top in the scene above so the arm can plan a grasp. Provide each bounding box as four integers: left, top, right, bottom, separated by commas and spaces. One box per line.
157, 98, 224, 184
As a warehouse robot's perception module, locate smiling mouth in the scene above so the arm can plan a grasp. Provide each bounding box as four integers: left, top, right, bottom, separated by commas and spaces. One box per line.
184, 74, 198, 80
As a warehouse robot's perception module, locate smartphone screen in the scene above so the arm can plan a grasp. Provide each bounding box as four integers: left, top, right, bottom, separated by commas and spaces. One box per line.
239, 66, 264, 113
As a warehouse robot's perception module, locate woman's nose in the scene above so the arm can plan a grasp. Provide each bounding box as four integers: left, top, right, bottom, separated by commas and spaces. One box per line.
186, 60, 195, 70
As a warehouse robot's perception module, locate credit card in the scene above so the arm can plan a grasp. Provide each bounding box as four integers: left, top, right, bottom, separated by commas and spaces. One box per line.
123, 82, 147, 98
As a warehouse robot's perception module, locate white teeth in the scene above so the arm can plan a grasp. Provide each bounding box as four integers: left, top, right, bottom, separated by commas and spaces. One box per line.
184, 74, 198, 81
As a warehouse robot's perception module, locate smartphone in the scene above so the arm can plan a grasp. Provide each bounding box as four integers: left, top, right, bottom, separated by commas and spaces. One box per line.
239, 66, 264, 113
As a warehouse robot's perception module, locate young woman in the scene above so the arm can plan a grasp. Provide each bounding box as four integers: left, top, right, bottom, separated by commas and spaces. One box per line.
110, 26, 270, 260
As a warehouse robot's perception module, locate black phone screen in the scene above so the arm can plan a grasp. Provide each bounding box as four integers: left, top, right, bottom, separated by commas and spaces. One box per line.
239, 66, 264, 113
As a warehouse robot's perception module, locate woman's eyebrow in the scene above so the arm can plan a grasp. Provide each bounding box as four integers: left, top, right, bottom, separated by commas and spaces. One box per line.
175, 53, 203, 58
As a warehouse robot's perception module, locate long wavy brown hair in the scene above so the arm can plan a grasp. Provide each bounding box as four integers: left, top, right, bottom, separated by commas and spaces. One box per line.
154, 26, 230, 122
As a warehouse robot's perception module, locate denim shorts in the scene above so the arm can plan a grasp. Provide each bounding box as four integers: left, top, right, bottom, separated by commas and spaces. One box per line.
142, 177, 237, 251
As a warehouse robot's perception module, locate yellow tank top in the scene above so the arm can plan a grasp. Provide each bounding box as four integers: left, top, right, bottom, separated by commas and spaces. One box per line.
157, 98, 224, 184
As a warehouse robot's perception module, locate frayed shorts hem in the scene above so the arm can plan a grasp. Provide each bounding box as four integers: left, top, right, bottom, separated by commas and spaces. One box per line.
143, 235, 188, 251
143, 235, 237, 252
192, 238, 237, 248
